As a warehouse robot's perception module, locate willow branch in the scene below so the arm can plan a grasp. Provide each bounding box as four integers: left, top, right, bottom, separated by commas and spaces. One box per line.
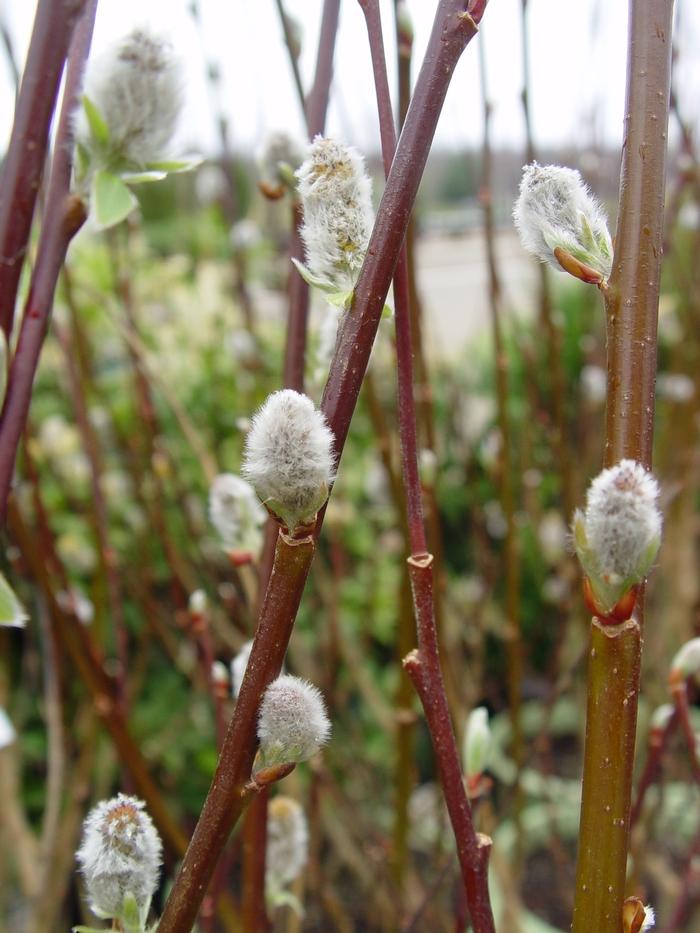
572, 3, 674, 931
0, 0, 87, 339
158, 5, 487, 930
360, 2, 495, 927
0, 0, 98, 522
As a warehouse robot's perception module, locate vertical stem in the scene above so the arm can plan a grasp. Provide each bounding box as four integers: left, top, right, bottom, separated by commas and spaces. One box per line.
0, 0, 87, 339
573, 3, 674, 931
0, 0, 98, 522
359, 2, 495, 927
158, 532, 314, 933
158, 6, 488, 929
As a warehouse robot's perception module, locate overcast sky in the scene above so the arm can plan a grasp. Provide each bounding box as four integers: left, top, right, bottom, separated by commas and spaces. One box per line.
1, 1, 698, 158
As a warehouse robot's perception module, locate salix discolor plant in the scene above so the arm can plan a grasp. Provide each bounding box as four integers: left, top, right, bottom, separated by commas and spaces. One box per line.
74, 794, 162, 933
74, 28, 200, 229
242, 388, 335, 533
292, 136, 376, 309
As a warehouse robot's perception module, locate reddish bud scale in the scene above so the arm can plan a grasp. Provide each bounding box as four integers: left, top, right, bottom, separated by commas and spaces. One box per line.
582, 576, 638, 625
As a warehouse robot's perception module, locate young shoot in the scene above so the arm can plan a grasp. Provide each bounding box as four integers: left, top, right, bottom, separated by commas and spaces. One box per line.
242, 389, 335, 532
573, 460, 662, 620
208, 473, 266, 562
75, 29, 200, 229
513, 162, 613, 287
76, 793, 162, 929
257, 674, 331, 770
266, 796, 309, 904
293, 136, 374, 305
257, 130, 304, 199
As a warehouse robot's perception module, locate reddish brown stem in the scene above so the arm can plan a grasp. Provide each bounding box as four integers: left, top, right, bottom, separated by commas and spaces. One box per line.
0, 0, 87, 339
629, 711, 678, 828
159, 5, 487, 928
157, 532, 314, 932
242, 790, 270, 932
672, 681, 700, 787
0, 0, 98, 522
360, 2, 494, 926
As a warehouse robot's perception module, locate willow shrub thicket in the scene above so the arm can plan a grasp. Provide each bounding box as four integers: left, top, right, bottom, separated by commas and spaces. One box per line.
1, 1, 697, 932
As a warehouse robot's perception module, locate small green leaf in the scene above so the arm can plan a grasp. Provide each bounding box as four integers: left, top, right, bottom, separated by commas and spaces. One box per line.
0, 572, 27, 628
146, 156, 203, 173
82, 95, 110, 148
290, 258, 337, 294
92, 170, 138, 230
325, 290, 352, 308
120, 170, 168, 185
73, 927, 106, 933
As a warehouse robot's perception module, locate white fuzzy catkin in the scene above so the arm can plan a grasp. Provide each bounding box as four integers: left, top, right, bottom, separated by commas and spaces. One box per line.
76, 793, 162, 921
296, 136, 374, 290
257, 674, 331, 767
257, 130, 304, 191
208, 473, 266, 554
513, 163, 613, 280
573, 460, 662, 613
79, 28, 182, 166
266, 796, 309, 892
242, 389, 335, 530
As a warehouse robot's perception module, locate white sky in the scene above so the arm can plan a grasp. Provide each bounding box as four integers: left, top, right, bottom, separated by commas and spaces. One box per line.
1, 1, 699, 157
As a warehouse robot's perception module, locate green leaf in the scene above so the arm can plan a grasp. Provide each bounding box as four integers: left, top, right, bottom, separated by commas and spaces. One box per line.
120, 170, 168, 185
146, 156, 203, 174
0, 571, 27, 628
92, 170, 138, 231
120, 892, 146, 933
82, 95, 110, 148
290, 258, 337, 294
325, 290, 352, 308
73, 927, 106, 933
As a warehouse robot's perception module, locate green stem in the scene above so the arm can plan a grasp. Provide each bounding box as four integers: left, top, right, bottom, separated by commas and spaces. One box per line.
572, 2, 674, 930
572, 620, 641, 929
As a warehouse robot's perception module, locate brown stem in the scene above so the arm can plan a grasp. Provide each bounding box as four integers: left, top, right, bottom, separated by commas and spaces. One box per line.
573, 3, 674, 930
273, 0, 306, 122
360, 3, 494, 927
629, 710, 678, 828
242, 790, 270, 932
157, 532, 314, 932
672, 680, 700, 787
0, 0, 97, 521
0, 0, 87, 339
159, 5, 488, 928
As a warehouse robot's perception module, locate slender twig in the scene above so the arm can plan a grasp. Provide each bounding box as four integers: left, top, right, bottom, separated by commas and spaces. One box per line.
572, 3, 674, 931
157, 5, 488, 931
0, 0, 87, 339
54, 317, 130, 714
477, 26, 524, 854
359, 2, 495, 928
274, 0, 306, 122
630, 709, 678, 828
0, 0, 97, 522
671, 679, 700, 787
